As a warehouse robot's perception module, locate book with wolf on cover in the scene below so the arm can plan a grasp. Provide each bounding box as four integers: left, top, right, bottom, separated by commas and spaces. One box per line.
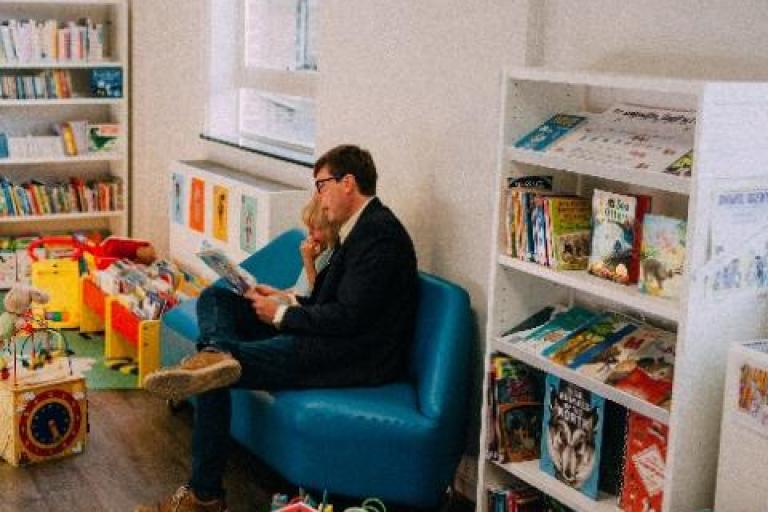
542, 312, 639, 368
540, 374, 605, 499
547, 197, 592, 270
514, 113, 587, 152
516, 306, 599, 355
620, 412, 669, 512
638, 215, 687, 299
588, 189, 651, 285
196, 248, 256, 295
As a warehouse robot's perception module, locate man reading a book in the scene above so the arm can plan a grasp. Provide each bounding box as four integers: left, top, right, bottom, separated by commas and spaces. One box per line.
137, 144, 419, 512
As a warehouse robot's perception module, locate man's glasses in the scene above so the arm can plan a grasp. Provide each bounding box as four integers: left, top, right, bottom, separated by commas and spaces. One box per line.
314, 175, 345, 193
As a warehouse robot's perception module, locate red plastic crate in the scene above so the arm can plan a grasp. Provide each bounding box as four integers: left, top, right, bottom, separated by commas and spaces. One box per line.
110, 300, 139, 346
82, 277, 106, 319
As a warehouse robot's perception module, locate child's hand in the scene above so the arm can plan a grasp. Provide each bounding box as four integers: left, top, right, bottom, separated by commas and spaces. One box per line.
301, 238, 321, 263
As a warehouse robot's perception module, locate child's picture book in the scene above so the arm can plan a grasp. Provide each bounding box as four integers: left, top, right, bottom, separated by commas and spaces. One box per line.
588, 189, 651, 284
87, 123, 120, 152
540, 374, 605, 499
611, 334, 676, 407
544, 312, 639, 368
514, 113, 587, 152
90, 67, 123, 98
547, 197, 592, 270
577, 324, 676, 384
505, 176, 552, 258
196, 248, 256, 295
639, 215, 687, 299
620, 412, 669, 512
514, 306, 599, 355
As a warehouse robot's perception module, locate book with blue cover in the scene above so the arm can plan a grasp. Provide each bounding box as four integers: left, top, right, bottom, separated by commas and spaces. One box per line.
543, 312, 639, 368
90, 67, 123, 98
515, 306, 599, 355
540, 374, 605, 499
514, 113, 587, 151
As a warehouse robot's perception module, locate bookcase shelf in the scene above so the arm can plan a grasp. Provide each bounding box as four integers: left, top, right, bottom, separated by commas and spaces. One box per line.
0, 153, 122, 165
497, 255, 680, 322
489, 460, 619, 512
0, 210, 124, 223
505, 147, 691, 195
0, 98, 124, 106
0, 0, 129, 241
492, 336, 670, 424
0, 61, 123, 69
478, 67, 768, 512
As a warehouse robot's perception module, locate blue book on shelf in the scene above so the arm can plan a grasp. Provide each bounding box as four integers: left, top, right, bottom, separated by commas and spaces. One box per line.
90, 68, 123, 98
514, 113, 587, 151
540, 374, 605, 499
0, 134, 7, 158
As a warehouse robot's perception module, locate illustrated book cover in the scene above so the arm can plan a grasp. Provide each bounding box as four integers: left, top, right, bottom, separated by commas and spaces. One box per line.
638, 214, 687, 299
588, 189, 651, 284
543, 312, 639, 369
610, 334, 676, 407
619, 412, 669, 512
546, 197, 592, 271
196, 248, 256, 295
513, 306, 599, 355
540, 374, 605, 499
577, 324, 676, 385
513, 113, 587, 152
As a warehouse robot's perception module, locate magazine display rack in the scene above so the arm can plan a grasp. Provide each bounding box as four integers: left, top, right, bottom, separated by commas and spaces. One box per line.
0, 0, 129, 239
477, 67, 768, 512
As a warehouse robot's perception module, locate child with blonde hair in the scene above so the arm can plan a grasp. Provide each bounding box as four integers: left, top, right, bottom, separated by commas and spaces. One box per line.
293, 195, 338, 295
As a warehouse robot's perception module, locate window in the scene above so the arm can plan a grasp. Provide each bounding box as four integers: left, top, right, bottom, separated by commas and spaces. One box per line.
205, 0, 319, 165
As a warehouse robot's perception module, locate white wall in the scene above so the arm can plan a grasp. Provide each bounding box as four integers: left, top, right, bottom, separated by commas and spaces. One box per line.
130, 0, 768, 500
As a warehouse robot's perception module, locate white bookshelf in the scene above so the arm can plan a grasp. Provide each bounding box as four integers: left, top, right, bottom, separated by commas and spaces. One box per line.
478, 67, 768, 512
0, 0, 129, 239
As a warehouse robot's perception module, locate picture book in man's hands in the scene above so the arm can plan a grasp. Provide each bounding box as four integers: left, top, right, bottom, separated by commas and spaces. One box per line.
197, 248, 256, 295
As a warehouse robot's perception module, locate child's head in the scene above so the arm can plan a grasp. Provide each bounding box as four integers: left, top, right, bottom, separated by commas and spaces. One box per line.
302, 196, 338, 248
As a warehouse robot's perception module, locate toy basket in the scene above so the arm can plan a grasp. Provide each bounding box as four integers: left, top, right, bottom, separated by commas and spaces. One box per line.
27, 237, 83, 329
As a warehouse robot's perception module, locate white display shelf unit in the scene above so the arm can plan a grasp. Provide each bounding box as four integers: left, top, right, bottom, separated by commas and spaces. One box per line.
0, 0, 129, 239
478, 67, 768, 512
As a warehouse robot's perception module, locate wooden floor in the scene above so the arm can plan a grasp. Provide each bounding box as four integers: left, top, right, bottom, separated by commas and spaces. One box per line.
0, 390, 475, 512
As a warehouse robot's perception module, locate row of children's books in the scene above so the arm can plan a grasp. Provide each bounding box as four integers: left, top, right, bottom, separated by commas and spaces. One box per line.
513, 104, 695, 177
0, 123, 120, 159
502, 305, 676, 407
505, 179, 687, 298
95, 258, 182, 321
0, 18, 107, 63
0, 69, 73, 99
0, 175, 123, 217
487, 480, 572, 511
487, 355, 669, 510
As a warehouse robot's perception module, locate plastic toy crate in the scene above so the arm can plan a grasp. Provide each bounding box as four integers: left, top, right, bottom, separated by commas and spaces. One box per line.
80, 275, 108, 333
82, 237, 152, 271
104, 297, 160, 385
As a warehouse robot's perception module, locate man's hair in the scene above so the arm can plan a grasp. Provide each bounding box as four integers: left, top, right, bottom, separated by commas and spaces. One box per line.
314, 144, 377, 196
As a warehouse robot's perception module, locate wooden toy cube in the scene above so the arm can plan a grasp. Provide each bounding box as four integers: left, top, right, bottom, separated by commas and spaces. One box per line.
0, 376, 88, 466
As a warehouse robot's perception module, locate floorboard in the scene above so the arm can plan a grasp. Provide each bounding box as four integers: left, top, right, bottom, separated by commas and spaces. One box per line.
0, 390, 475, 512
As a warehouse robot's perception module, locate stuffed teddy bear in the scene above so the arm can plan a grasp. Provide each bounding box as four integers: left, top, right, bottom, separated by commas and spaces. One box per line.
0, 284, 50, 342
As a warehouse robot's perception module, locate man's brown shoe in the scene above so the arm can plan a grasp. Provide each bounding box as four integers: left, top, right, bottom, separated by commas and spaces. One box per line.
135, 485, 227, 512
142, 350, 242, 401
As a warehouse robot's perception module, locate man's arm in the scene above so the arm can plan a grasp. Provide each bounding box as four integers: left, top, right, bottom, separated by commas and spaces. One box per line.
280, 228, 405, 336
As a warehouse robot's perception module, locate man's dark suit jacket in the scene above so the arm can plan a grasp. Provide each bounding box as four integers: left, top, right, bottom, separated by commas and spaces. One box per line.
281, 197, 419, 386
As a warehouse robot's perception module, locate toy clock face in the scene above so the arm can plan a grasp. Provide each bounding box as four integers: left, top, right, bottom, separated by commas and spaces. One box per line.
19, 389, 83, 457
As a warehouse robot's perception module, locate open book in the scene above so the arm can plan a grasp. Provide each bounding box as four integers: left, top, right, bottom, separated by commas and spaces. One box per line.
196, 248, 257, 295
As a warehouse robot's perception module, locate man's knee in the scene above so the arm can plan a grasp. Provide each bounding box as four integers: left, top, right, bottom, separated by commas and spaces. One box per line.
197, 286, 234, 313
